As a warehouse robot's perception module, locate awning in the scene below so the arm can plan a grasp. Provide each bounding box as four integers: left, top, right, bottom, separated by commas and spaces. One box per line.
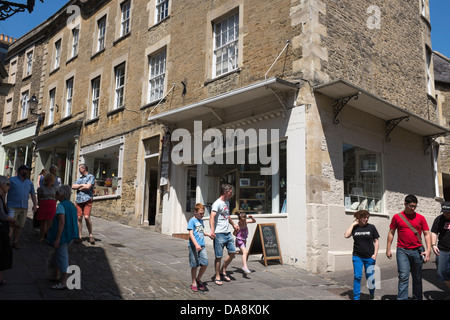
148, 77, 300, 127
314, 80, 449, 145
34, 119, 82, 150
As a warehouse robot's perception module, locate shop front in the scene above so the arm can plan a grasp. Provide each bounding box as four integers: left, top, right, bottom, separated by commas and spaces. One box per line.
1, 122, 37, 178
148, 78, 308, 266
33, 120, 82, 188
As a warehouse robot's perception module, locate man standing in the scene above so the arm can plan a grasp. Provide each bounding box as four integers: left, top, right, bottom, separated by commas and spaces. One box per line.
431, 201, 450, 293
209, 183, 239, 285
71, 164, 95, 244
8, 165, 37, 249
386, 194, 431, 300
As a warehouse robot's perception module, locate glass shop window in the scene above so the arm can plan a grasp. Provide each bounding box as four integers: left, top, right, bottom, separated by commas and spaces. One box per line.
343, 143, 384, 213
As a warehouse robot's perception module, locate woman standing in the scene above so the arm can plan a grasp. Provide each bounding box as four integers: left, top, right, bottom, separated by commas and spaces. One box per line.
0, 175, 16, 285
47, 185, 79, 289
344, 210, 380, 300
36, 174, 57, 242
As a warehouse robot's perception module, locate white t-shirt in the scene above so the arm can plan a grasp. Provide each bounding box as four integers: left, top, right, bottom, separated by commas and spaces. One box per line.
211, 198, 231, 233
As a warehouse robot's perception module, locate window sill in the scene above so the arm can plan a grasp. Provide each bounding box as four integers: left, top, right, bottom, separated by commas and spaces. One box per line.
66, 55, 78, 65
149, 15, 170, 31
85, 117, 99, 126
203, 213, 287, 221
345, 209, 388, 218
91, 48, 105, 60
204, 68, 241, 86
49, 67, 60, 76
113, 32, 131, 46
107, 106, 125, 117
93, 194, 121, 201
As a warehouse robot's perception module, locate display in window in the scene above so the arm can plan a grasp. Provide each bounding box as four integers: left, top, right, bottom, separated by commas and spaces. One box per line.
343, 143, 383, 213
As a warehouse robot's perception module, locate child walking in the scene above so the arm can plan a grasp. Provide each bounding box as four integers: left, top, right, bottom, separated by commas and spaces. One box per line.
187, 203, 210, 292
234, 212, 256, 274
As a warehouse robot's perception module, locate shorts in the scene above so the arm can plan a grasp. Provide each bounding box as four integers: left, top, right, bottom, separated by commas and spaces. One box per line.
48, 242, 71, 273
189, 246, 208, 268
213, 232, 236, 258
11, 207, 28, 228
235, 237, 247, 248
76, 199, 93, 218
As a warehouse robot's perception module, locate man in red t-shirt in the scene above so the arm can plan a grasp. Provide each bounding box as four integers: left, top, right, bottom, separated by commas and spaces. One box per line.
386, 194, 431, 300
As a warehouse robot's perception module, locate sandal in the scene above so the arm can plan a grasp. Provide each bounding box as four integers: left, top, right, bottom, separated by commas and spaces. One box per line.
220, 273, 231, 282
214, 279, 223, 286
50, 283, 67, 290
89, 236, 95, 245
190, 285, 198, 292
196, 281, 205, 291
74, 238, 82, 244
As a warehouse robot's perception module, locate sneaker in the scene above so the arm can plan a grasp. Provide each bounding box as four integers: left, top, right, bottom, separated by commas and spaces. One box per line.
190, 285, 198, 292
242, 267, 251, 274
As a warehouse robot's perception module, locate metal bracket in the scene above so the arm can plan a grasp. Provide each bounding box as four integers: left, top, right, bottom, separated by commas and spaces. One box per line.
424, 132, 447, 155
385, 116, 409, 142
333, 92, 360, 124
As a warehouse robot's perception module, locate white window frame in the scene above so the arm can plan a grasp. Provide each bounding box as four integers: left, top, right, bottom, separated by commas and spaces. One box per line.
91, 76, 101, 119
114, 63, 126, 109
25, 50, 33, 77
120, 1, 131, 37
213, 12, 239, 78
65, 77, 74, 118
97, 16, 107, 52
79, 136, 125, 200
54, 39, 61, 70
71, 27, 80, 58
48, 88, 56, 125
20, 91, 29, 120
155, 0, 169, 23
148, 49, 166, 103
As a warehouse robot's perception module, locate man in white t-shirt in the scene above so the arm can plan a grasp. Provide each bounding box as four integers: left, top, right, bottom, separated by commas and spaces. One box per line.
210, 183, 239, 285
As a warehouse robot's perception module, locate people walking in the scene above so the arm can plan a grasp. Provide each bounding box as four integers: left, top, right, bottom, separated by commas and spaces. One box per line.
7, 165, 37, 249
431, 201, 450, 295
36, 173, 57, 243
72, 164, 95, 244
37, 169, 46, 188
0, 175, 16, 285
386, 194, 431, 300
209, 183, 239, 285
46, 185, 79, 289
234, 211, 256, 274
187, 203, 210, 292
344, 210, 379, 300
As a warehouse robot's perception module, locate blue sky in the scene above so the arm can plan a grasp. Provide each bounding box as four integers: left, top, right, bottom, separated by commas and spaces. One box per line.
0, 0, 448, 57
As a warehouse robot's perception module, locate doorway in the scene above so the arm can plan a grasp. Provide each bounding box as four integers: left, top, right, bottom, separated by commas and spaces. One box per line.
145, 156, 159, 225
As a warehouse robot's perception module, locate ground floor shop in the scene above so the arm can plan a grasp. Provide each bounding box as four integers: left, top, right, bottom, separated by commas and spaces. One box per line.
148, 78, 449, 272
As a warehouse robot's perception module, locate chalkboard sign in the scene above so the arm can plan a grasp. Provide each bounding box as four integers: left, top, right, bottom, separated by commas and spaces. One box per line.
248, 223, 283, 266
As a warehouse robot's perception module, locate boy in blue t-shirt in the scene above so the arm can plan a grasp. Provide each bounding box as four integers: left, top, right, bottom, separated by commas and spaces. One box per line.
187, 203, 210, 292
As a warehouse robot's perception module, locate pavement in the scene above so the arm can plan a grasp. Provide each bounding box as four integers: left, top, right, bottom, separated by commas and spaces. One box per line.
1, 212, 449, 306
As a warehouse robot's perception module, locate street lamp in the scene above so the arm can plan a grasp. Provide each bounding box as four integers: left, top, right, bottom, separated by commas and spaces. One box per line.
0, 0, 44, 21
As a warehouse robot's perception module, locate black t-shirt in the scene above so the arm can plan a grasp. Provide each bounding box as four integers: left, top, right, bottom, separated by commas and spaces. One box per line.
352, 223, 380, 258
431, 214, 450, 251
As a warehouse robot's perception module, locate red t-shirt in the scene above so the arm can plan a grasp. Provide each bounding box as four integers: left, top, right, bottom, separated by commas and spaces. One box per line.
389, 211, 429, 249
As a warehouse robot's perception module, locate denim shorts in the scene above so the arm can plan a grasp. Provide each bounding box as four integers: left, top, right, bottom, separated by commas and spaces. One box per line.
213, 232, 236, 258
189, 246, 208, 268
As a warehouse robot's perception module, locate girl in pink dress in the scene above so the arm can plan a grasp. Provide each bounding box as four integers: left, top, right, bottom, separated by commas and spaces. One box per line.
234, 212, 256, 274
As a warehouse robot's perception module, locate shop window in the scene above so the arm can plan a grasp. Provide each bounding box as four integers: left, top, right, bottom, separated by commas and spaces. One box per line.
79, 138, 123, 198
3, 146, 32, 178
343, 143, 384, 213
186, 167, 197, 213
205, 139, 287, 214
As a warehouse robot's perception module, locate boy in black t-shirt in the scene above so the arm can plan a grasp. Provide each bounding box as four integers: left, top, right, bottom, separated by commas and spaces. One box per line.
431, 201, 450, 291
345, 210, 380, 300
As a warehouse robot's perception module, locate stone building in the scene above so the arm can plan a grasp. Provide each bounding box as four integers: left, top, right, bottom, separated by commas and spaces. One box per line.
0, 0, 448, 273
433, 51, 450, 200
